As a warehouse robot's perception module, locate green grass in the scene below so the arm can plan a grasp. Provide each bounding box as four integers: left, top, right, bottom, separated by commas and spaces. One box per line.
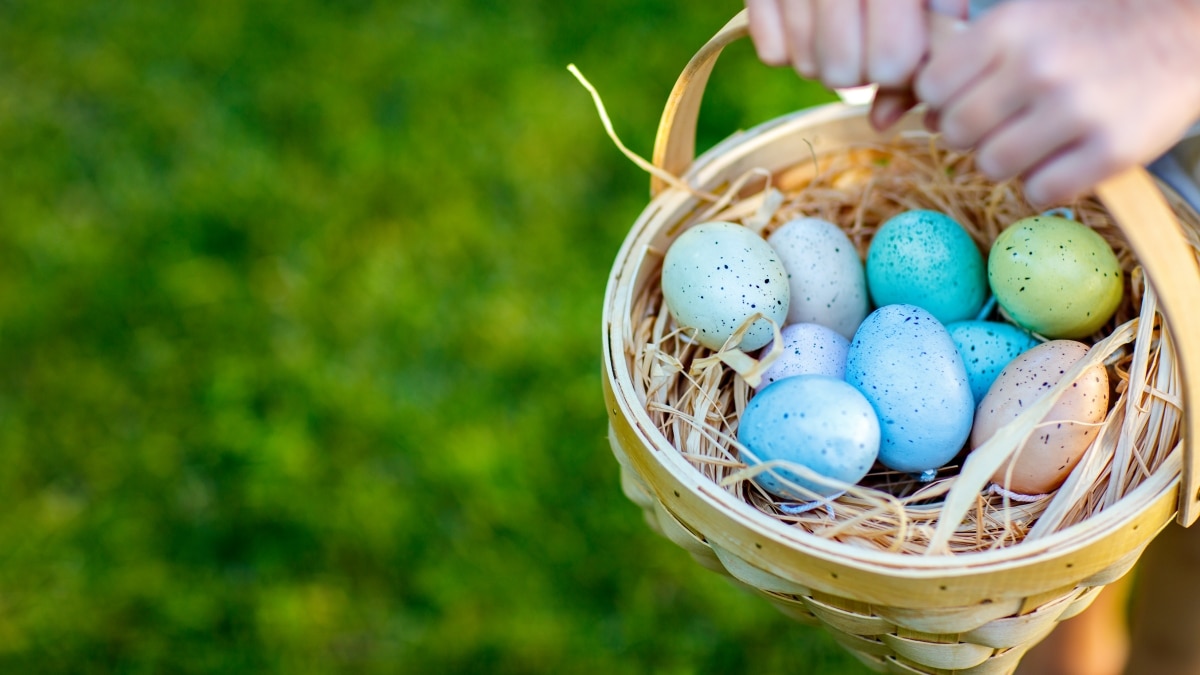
0, 0, 869, 672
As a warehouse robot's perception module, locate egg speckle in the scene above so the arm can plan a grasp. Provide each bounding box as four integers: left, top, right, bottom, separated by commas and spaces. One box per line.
844, 304, 975, 473
866, 210, 987, 324
767, 217, 869, 339
737, 375, 881, 499
987, 215, 1123, 338
947, 320, 1041, 404
755, 323, 850, 390
971, 340, 1110, 495
661, 221, 790, 351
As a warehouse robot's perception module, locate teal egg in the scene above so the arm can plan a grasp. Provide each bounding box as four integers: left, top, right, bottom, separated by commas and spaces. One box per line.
947, 320, 1040, 404
866, 210, 987, 324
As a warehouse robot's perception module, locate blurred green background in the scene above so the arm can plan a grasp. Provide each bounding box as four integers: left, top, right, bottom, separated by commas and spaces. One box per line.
0, 0, 872, 672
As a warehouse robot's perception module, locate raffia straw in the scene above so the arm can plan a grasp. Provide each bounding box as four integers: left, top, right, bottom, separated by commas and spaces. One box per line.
624, 135, 1193, 556
568, 64, 720, 202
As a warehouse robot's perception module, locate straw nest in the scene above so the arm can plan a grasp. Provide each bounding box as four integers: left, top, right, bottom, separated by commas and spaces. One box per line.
628, 135, 1197, 556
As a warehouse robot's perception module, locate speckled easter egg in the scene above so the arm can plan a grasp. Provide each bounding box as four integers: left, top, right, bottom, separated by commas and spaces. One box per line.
947, 320, 1041, 404
755, 323, 850, 390
767, 217, 869, 339
737, 375, 881, 499
988, 215, 1123, 339
661, 221, 790, 351
866, 210, 987, 324
971, 340, 1110, 495
845, 304, 974, 474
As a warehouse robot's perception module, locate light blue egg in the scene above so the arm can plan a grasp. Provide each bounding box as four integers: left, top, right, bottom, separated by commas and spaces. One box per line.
737, 375, 881, 499
947, 320, 1040, 404
866, 210, 987, 324
845, 304, 974, 474
755, 323, 850, 391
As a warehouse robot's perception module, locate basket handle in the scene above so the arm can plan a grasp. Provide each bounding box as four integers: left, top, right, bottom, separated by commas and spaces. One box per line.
653, 9, 1200, 526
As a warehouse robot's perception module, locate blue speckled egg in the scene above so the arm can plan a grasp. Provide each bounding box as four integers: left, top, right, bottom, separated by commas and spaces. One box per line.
755, 323, 850, 391
662, 221, 790, 351
767, 217, 869, 339
866, 210, 987, 324
737, 375, 881, 499
947, 320, 1041, 404
845, 304, 974, 474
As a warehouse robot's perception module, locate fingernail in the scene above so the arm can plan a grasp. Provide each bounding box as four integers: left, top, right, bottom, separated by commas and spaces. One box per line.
1024, 183, 1048, 207
924, 109, 941, 132
870, 92, 914, 131
793, 59, 818, 79
756, 41, 788, 66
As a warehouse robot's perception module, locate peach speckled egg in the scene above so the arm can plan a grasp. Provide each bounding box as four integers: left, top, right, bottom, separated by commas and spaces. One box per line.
970, 340, 1110, 495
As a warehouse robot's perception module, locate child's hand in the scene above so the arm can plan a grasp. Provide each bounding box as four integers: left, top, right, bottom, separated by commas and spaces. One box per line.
745, 0, 969, 128
915, 0, 1200, 205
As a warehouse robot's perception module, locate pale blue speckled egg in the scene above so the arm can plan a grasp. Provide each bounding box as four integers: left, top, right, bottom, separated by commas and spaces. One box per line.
947, 320, 1040, 404
662, 222, 789, 351
845, 304, 974, 474
767, 217, 869, 339
737, 375, 881, 499
755, 323, 850, 391
866, 210, 987, 324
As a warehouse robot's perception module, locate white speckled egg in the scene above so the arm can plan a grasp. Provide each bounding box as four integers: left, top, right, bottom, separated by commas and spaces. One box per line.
947, 320, 1041, 404
971, 340, 1109, 495
661, 221, 789, 351
767, 217, 869, 339
845, 304, 975, 474
755, 323, 850, 391
737, 375, 881, 499
866, 210, 988, 324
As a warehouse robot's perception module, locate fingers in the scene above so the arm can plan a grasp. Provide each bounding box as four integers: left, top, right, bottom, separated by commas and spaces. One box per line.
814, 0, 866, 88
746, 0, 789, 65
972, 100, 1083, 184
936, 67, 1028, 149
865, 0, 925, 88
914, 27, 997, 112
781, 1, 817, 77
1021, 138, 1118, 206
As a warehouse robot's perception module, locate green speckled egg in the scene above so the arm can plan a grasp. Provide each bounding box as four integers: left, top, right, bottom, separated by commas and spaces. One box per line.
866, 210, 987, 324
987, 216, 1123, 339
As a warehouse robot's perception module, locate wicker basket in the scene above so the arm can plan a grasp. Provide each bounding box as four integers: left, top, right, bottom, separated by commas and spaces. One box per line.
601, 11, 1200, 675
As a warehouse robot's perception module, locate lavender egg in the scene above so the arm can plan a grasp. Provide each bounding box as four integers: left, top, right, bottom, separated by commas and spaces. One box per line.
662, 221, 789, 351
737, 375, 881, 499
755, 323, 850, 391
767, 217, 869, 339
845, 304, 974, 474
